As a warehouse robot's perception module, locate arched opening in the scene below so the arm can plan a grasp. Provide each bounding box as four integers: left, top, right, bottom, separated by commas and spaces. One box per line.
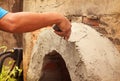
39, 50, 72, 81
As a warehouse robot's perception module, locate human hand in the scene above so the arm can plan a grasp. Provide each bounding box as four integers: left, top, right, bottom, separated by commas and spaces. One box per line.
53, 17, 71, 40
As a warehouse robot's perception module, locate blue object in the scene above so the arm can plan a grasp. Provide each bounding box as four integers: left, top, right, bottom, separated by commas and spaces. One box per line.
0, 7, 8, 19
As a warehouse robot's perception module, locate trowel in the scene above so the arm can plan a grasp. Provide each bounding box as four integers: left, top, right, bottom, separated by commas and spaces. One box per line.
53, 22, 87, 42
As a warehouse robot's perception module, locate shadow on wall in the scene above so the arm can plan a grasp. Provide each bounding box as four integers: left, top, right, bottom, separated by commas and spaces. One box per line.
39, 50, 71, 81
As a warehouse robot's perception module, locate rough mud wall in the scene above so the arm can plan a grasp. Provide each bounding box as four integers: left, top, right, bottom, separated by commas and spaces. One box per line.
23, 0, 120, 16
23, 0, 120, 81
0, 0, 23, 49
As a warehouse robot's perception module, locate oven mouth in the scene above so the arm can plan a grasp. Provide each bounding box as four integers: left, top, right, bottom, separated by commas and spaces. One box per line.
39, 50, 72, 81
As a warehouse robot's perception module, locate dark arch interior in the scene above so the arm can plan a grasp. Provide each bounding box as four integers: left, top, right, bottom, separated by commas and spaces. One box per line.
39, 50, 72, 81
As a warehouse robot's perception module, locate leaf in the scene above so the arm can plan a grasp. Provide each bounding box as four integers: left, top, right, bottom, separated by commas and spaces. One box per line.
0, 46, 7, 52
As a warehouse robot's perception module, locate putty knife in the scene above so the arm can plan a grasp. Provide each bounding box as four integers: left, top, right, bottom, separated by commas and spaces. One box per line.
53, 23, 87, 42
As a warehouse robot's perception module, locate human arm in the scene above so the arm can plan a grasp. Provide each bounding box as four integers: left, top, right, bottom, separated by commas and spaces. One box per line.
0, 12, 71, 39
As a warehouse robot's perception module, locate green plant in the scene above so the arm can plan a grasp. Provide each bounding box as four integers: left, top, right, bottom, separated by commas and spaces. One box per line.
0, 61, 22, 81
0, 45, 7, 52
0, 46, 22, 81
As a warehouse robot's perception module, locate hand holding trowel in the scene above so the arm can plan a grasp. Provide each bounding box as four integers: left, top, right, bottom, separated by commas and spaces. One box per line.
53, 22, 87, 42
53, 23, 71, 40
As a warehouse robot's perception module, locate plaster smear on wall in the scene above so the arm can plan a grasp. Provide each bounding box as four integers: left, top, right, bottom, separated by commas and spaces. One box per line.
27, 23, 120, 81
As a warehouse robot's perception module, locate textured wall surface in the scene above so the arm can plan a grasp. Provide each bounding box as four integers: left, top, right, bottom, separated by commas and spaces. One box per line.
23, 0, 120, 16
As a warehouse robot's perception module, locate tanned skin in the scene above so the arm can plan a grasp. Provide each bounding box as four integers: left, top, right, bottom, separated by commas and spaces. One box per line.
0, 12, 71, 40
0, 12, 71, 81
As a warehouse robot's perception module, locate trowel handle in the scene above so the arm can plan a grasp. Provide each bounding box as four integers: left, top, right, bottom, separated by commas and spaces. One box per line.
53, 24, 62, 32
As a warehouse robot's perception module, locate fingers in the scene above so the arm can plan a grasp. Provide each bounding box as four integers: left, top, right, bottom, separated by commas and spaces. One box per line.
54, 28, 71, 40
52, 16, 71, 40
54, 31, 64, 37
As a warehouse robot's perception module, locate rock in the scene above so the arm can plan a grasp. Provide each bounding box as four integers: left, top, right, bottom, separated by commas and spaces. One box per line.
27, 23, 120, 81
